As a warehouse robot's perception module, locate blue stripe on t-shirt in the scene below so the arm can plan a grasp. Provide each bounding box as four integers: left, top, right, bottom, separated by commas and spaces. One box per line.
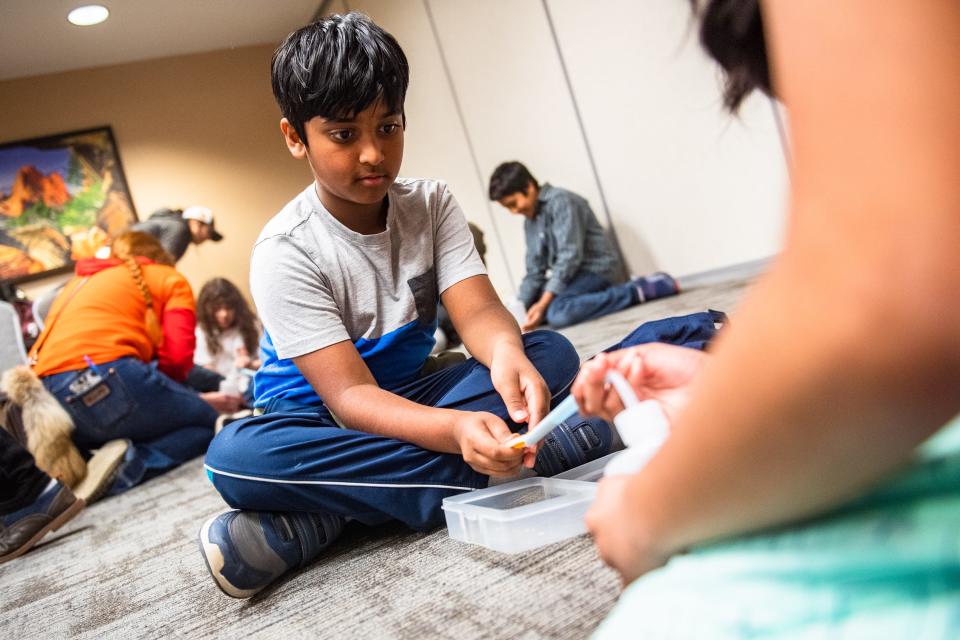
253, 319, 438, 409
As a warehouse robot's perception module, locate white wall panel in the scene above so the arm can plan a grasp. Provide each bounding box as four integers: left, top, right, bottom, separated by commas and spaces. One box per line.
546, 0, 788, 276
349, 0, 788, 290
346, 0, 517, 295
424, 0, 614, 292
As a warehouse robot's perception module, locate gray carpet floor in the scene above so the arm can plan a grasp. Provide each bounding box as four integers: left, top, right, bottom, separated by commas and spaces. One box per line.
1, 275, 753, 640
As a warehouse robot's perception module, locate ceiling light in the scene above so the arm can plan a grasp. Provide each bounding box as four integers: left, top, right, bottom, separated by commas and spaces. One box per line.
67, 5, 110, 27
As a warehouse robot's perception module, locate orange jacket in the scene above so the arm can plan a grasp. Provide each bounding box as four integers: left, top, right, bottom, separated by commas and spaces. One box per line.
31, 258, 196, 381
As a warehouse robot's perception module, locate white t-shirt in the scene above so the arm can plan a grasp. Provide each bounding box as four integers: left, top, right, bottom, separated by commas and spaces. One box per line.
250, 178, 486, 406
194, 326, 249, 379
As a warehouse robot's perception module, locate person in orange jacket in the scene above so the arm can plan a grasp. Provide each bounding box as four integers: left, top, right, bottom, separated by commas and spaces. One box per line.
31, 232, 234, 496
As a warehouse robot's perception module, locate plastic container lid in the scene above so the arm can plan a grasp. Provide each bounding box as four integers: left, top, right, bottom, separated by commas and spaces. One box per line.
442, 477, 597, 554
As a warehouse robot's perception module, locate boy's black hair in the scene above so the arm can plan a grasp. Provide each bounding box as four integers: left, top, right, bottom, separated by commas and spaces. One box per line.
692, 0, 771, 111
488, 162, 538, 201
271, 12, 409, 145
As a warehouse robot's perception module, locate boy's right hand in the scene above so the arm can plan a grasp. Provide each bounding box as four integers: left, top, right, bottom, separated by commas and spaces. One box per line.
452, 412, 524, 477
572, 343, 708, 424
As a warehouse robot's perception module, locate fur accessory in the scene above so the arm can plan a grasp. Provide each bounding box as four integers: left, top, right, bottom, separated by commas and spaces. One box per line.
1, 366, 86, 488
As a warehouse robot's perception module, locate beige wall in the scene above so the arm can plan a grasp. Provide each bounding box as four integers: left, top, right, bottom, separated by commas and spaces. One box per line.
3, 4, 789, 306
350, 0, 520, 295
353, 0, 788, 288
547, 0, 787, 275
0, 44, 311, 300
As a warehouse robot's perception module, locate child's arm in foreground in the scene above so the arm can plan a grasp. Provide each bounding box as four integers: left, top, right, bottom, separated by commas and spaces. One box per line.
443, 275, 552, 468
578, 0, 960, 583
294, 343, 522, 477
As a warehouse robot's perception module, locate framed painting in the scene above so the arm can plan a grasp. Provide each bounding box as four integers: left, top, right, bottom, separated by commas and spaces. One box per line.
0, 126, 137, 284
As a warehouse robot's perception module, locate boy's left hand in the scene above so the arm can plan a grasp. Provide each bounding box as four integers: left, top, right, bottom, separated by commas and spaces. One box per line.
490, 346, 550, 468
521, 303, 547, 332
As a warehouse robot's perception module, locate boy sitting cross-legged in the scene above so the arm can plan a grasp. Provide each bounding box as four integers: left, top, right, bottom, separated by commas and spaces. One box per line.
197, 12, 614, 599
489, 161, 679, 332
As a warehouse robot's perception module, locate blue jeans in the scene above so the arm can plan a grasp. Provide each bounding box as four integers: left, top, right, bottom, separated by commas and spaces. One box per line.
43, 357, 217, 491
545, 270, 638, 328
205, 330, 581, 531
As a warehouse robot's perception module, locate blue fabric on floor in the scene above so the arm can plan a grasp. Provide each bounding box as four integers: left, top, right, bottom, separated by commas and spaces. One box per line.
605, 309, 726, 353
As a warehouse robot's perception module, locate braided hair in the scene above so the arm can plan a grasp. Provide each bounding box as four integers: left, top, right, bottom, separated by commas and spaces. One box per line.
110, 231, 175, 348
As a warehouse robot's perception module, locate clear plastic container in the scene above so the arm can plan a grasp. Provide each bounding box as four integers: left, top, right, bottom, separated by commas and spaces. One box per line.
552, 452, 618, 482
444, 372, 671, 553
442, 477, 597, 553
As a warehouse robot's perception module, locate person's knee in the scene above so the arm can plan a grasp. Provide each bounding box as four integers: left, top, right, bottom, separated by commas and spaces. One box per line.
204, 423, 270, 507
204, 421, 252, 474
545, 303, 578, 329
522, 330, 580, 393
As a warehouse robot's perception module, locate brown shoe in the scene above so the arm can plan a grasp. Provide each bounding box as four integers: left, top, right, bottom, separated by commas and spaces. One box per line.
0, 482, 84, 564
73, 439, 130, 504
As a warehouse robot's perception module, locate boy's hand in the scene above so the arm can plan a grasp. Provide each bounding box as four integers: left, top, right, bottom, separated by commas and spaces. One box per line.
521, 302, 547, 332
490, 346, 550, 468
452, 412, 524, 477
572, 343, 708, 424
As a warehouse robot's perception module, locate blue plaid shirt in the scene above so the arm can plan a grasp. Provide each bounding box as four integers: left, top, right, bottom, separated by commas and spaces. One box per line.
518, 183, 621, 307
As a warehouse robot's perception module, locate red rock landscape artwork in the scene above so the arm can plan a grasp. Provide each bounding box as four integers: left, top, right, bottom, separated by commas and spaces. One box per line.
0, 127, 137, 283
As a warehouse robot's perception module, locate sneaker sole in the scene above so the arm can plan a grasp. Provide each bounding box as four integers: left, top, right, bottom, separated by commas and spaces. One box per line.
0, 496, 85, 564
197, 514, 260, 599
73, 440, 130, 503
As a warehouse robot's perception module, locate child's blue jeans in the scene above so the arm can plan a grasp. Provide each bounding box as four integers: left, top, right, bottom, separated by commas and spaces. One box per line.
544, 270, 638, 328
43, 357, 217, 491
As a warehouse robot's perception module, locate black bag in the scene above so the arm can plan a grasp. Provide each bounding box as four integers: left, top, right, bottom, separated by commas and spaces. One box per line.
0, 391, 29, 448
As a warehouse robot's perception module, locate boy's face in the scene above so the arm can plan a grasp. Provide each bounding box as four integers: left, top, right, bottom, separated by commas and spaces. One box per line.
281, 98, 404, 218
497, 182, 538, 219
188, 219, 212, 244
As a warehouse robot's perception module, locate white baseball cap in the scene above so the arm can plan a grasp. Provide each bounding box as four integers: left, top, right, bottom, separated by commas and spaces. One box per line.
182, 205, 223, 241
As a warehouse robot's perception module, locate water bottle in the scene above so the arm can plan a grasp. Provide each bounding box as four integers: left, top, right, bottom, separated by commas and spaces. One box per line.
603, 370, 671, 476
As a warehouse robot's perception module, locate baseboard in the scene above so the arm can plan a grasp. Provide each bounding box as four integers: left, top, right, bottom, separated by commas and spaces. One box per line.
676, 256, 773, 289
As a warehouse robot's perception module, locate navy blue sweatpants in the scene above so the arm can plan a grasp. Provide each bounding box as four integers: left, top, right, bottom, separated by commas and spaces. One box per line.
205, 330, 580, 530
205, 312, 724, 531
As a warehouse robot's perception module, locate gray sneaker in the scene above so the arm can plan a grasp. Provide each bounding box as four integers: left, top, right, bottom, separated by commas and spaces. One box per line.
198, 509, 344, 598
